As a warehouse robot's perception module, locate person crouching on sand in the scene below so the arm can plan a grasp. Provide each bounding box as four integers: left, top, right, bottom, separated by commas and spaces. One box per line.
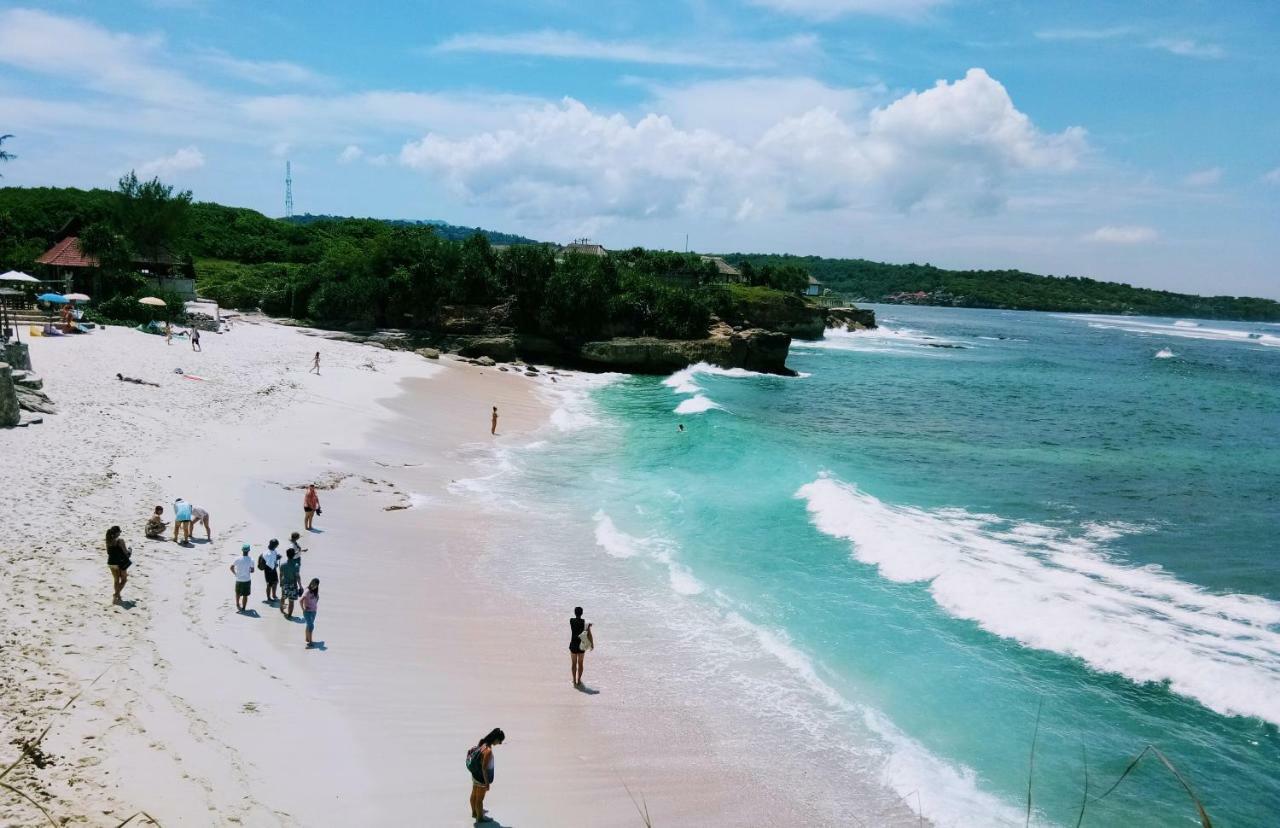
231, 544, 254, 612
303, 484, 320, 530
301, 578, 320, 648
261, 538, 281, 603
279, 547, 302, 618
570, 606, 593, 687
468, 728, 505, 823
144, 506, 167, 539
190, 504, 212, 541
105, 525, 132, 604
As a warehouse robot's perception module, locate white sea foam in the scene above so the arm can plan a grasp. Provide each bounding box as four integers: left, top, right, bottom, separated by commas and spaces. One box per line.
796, 475, 1280, 724
721, 612, 1024, 826
536, 370, 624, 432
592, 511, 705, 594
1155, 348, 1176, 359
801, 325, 962, 357
674, 394, 720, 415
1081, 316, 1280, 348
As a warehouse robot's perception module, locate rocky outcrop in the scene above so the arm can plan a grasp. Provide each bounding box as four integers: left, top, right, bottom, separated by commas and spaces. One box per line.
456, 335, 517, 362
579, 327, 793, 376
415, 347, 441, 359
826, 306, 876, 330
0, 363, 19, 428
2, 343, 31, 372
720, 291, 827, 340
12, 369, 56, 414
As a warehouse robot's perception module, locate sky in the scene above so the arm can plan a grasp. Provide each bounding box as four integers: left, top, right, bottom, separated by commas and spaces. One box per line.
1, 1, 1278, 298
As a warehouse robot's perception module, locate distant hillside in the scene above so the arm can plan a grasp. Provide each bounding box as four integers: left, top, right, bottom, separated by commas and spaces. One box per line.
285, 213, 540, 246
721, 253, 1280, 322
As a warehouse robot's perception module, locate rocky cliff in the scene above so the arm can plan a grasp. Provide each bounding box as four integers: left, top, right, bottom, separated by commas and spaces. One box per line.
579, 326, 793, 375
827, 306, 877, 330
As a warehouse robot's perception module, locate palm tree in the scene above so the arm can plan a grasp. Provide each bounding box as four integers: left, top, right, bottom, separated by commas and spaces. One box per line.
0, 135, 13, 174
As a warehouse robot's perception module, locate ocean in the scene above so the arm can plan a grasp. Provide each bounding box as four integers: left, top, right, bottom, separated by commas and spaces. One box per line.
461, 305, 1280, 826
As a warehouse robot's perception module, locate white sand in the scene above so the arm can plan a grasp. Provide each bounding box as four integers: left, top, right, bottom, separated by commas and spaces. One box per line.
0, 319, 843, 826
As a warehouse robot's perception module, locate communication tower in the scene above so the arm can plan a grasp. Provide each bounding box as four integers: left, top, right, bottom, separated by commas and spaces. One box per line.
285, 161, 294, 218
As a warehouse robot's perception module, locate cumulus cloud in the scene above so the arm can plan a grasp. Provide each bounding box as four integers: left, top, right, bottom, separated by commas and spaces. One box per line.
1183, 167, 1221, 186
135, 145, 205, 177
1085, 225, 1157, 244
400, 68, 1085, 223
748, 0, 946, 21
435, 30, 816, 69
338, 144, 363, 163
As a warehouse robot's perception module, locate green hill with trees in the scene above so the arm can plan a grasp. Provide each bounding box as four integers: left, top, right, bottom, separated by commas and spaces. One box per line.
721, 253, 1280, 321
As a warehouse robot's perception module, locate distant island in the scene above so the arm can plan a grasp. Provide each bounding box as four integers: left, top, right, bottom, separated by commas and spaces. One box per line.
722, 253, 1280, 322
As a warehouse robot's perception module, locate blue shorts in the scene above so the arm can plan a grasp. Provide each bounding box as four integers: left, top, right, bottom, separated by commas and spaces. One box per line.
303, 610, 316, 632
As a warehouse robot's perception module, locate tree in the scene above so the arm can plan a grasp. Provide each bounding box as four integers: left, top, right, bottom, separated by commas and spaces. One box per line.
115, 171, 193, 264
0, 134, 13, 176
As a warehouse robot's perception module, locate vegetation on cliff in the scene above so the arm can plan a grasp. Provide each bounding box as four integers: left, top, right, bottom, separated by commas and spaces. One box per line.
724, 253, 1280, 321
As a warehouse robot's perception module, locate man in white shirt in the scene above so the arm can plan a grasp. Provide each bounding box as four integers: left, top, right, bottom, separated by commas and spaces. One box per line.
230, 544, 255, 612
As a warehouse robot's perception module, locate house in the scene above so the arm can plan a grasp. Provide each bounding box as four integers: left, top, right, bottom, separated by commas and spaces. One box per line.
804, 274, 824, 297
562, 241, 608, 257
699, 256, 746, 284
35, 220, 196, 300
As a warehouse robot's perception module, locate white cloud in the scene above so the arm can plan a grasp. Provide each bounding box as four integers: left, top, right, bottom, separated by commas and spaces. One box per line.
135, 145, 205, 178
338, 144, 363, 163
1263, 167, 1280, 185
1183, 167, 1221, 186
1084, 225, 1158, 244
0, 8, 204, 105
199, 50, 326, 87
747, 0, 946, 21
400, 68, 1085, 223
1149, 38, 1224, 59
645, 76, 872, 141
434, 29, 816, 69
1035, 27, 1131, 41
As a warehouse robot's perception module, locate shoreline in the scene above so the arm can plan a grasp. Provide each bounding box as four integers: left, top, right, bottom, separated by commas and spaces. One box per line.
0, 317, 872, 825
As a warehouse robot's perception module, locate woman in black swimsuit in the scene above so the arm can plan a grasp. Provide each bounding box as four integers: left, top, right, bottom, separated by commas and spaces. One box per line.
105, 525, 131, 604
569, 606, 592, 687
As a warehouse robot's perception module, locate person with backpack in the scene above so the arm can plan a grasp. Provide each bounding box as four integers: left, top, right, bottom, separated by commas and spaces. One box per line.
105, 525, 132, 605
260, 538, 281, 604
467, 728, 505, 823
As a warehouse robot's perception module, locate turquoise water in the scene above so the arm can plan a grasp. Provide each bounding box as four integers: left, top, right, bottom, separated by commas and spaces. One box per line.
476, 306, 1280, 826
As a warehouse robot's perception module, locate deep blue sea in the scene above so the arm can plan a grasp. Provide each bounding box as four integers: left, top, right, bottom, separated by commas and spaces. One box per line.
468, 306, 1280, 826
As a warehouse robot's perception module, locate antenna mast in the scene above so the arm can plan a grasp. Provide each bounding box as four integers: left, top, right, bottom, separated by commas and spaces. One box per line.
285, 161, 294, 218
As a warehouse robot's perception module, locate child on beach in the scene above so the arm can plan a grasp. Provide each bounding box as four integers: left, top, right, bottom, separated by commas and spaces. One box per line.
191, 327, 201, 352
260, 538, 281, 603
303, 485, 320, 530
310, 352, 320, 375
105, 525, 131, 605
467, 728, 505, 823
231, 544, 254, 612
144, 506, 167, 539
172, 498, 193, 544
301, 578, 320, 648
279, 548, 302, 618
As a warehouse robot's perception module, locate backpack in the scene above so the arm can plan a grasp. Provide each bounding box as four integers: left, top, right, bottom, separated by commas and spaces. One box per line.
257, 554, 266, 572
465, 745, 483, 774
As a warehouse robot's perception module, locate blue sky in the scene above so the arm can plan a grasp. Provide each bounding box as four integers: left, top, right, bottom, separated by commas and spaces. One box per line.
2, 1, 1278, 298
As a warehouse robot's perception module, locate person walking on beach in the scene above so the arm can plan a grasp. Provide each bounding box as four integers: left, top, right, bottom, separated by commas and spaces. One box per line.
260, 538, 281, 603
310, 351, 321, 375
172, 498, 194, 544
190, 504, 212, 541
191, 327, 201, 352
301, 578, 320, 648
231, 544, 254, 612
467, 728, 505, 823
164, 321, 172, 345
490, 406, 499, 436
279, 547, 302, 618
303, 485, 320, 530
569, 606, 593, 687
144, 505, 167, 539
105, 525, 132, 604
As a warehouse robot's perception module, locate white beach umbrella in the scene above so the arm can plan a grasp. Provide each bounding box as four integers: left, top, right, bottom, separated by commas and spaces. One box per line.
65, 292, 91, 302
0, 270, 40, 283
137, 296, 167, 307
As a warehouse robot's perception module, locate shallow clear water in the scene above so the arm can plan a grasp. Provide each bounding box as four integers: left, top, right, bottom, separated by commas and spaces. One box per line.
472, 306, 1280, 826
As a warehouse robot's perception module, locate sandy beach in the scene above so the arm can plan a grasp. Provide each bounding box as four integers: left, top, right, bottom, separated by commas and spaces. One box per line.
0, 319, 837, 826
